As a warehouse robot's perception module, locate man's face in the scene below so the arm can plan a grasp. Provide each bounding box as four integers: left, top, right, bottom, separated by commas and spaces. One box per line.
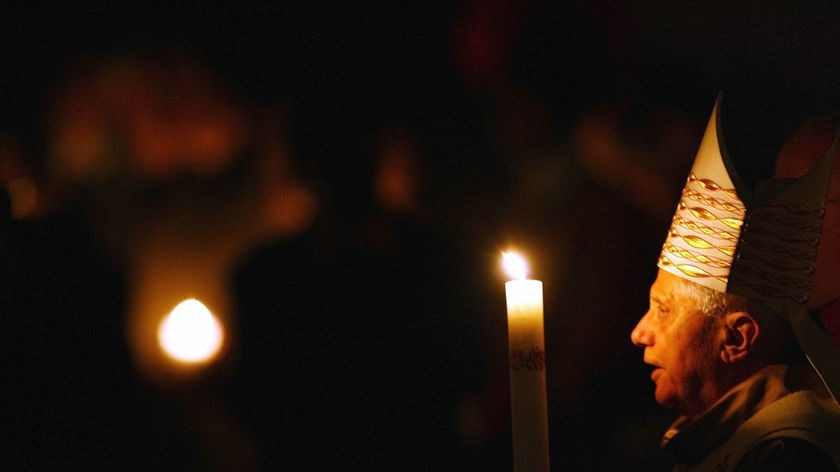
631, 269, 724, 417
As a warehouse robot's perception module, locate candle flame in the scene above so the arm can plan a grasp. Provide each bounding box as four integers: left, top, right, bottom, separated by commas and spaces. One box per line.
158, 298, 224, 364
503, 252, 528, 280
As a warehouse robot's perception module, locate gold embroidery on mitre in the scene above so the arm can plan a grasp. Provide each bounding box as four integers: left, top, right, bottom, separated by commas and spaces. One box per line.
661, 241, 733, 269
658, 97, 752, 293
660, 93, 838, 302
681, 235, 714, 249
686, 206, 716, 220
683, 188, 746, 216
694, 176, 740, 200
720, 217, 743, 230
672, 215, 741, 243
682, 176, 742, 215
657, 255, 729, 283
728, 198, 827, 301
663, 170, 744, 283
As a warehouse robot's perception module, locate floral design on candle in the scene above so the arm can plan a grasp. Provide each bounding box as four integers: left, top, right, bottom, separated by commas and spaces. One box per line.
510, 347, 546, 371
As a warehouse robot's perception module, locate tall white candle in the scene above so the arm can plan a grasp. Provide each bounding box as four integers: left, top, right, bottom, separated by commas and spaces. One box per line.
503, 252, 549, 472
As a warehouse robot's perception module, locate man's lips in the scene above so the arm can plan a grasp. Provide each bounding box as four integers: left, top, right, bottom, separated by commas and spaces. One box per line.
650, 366, 663, 382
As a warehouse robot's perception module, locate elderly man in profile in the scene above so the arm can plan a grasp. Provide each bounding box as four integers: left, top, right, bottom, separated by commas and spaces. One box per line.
631, 95, 840, 471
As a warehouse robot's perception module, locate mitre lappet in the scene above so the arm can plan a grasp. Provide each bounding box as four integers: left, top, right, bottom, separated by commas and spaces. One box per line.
658, 94, 840, 404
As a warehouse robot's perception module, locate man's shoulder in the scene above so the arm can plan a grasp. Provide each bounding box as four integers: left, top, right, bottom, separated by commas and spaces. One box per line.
736, 437, 838, 472
734, 391, 840, 471
690, 390, 840, 472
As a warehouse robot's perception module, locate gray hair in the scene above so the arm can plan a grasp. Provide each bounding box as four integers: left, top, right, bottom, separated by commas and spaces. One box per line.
671, 276, 748, 319
673, 276, 804, 363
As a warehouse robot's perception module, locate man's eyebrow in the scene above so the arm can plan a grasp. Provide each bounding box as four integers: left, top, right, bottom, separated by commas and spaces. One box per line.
649, 294, 665, 305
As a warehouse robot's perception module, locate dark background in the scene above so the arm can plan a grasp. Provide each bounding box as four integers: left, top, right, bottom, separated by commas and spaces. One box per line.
3, 2, 840, 471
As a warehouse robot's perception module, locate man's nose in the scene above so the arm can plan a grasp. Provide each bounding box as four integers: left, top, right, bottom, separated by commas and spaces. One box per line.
630, 313, 652, 347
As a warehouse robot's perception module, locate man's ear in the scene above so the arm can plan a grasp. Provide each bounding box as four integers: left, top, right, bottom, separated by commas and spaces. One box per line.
721, 312, 759, 364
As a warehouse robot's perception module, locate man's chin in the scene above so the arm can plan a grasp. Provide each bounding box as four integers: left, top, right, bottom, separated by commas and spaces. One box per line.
654, 388, 678, 411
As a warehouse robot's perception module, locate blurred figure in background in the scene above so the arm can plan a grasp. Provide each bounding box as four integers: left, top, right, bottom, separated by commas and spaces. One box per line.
2, 48, 321, 471
227, 92, 485, 470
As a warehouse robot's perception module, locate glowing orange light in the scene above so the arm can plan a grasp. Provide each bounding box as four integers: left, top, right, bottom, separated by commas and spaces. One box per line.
157, 298, 224, 364
502, 251, 528, 280
7, 178, 39, 219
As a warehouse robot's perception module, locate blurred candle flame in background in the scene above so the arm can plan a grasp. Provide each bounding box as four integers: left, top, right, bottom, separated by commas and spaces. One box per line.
158, 298, 224, 364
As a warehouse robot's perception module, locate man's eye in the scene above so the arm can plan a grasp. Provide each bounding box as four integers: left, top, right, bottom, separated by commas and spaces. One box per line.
649, 302, 666, 315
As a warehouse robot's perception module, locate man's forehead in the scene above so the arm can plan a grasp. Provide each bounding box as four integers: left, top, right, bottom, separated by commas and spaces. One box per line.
650, 270, 683, 302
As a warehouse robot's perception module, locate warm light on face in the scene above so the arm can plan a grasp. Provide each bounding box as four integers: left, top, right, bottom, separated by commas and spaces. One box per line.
158, 298, 224, 364
503, 252, 528, 280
